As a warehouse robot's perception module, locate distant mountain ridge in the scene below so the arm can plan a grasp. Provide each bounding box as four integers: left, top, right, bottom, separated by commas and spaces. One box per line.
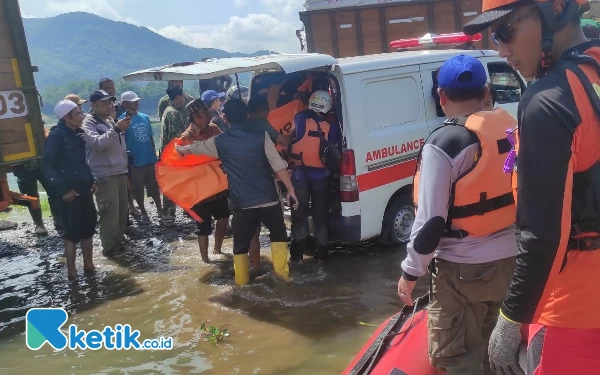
22, 12, 273, 89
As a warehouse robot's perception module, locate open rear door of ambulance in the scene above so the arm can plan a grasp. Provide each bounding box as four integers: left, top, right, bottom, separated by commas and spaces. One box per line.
122, 53, 338, 83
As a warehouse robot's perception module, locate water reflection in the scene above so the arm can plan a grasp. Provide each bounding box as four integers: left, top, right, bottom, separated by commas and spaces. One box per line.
206, 245, 417, 341
0, 247, 144, 339
0, 230, 430, 375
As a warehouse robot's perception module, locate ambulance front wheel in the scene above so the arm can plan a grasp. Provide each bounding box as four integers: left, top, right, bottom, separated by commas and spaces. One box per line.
379, 194, 415, 246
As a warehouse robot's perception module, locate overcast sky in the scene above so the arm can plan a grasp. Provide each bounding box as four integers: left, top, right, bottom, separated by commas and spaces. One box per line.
18, 0, 308, 53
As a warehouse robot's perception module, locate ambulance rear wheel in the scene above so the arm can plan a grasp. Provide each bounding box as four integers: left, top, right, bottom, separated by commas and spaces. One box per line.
379, 194, 415, 246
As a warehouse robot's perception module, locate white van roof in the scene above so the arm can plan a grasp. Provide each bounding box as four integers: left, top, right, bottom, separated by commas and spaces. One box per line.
122, 49, 502, 82
336, 49, 501, 75
122, 53, 337, 82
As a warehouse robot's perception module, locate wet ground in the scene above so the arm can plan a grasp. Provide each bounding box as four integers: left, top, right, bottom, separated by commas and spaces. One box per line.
0, 199, 426, 375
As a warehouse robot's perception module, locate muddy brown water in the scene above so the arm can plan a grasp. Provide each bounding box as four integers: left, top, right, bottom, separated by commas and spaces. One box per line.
0, 223, 427, 375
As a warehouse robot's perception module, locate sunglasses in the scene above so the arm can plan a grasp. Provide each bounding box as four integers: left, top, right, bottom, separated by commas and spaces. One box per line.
492, 7, 538, 45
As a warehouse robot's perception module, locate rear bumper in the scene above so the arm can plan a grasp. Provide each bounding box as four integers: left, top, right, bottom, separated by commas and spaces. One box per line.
328, 214, 361, 242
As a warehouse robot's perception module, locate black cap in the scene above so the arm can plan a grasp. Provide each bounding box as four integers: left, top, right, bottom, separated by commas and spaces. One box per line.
166, 86, 184, 100
463, 2, 521, 35
89, 90, 116, 103
185, 98, 207, 116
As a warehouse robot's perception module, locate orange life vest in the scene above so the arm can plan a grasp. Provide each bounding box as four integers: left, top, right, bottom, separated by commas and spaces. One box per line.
267, 98, 304, 159
298, 77, 313, 94
290, 112, 330, 169
413, 108, 517, 238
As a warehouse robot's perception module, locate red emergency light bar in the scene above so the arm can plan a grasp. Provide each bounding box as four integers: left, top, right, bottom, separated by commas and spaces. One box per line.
390, 32, 482, 50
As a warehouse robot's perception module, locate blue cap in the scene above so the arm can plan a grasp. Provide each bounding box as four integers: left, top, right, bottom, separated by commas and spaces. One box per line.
201, 90, 226, 105
438, 55, 487, 90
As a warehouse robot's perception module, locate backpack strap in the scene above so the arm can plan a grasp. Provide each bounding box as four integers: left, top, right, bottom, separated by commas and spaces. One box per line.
559, 47, 600, 120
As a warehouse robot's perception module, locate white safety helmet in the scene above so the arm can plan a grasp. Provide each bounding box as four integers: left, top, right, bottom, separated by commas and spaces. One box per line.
308, 90, 332, 114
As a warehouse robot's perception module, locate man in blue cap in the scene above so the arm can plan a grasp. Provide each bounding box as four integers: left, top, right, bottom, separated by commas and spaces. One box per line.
201, 89, 228, 132
396, 55, 518, 375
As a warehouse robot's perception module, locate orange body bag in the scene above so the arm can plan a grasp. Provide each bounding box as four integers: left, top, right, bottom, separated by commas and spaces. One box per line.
155, 138, 228, 223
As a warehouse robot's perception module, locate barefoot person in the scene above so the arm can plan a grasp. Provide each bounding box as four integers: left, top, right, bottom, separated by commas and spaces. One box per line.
43, 100, 98, 280
119, 91, 163, 225
179, 98, 229, 263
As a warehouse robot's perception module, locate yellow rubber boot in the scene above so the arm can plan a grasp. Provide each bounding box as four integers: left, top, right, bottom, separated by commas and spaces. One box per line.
233, 254, 250, 286
271, 242, 290, 281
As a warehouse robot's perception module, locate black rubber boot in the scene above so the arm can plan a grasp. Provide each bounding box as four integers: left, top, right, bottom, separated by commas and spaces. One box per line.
30, 208, 48, 236
289, 239, 306, 262
315, 245, 329, 262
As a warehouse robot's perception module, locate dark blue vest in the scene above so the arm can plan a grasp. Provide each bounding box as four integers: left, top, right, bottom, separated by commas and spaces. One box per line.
215, 126, 279, 209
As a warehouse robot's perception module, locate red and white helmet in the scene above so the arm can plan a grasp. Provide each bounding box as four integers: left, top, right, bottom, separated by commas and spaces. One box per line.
309, 90, 333, 114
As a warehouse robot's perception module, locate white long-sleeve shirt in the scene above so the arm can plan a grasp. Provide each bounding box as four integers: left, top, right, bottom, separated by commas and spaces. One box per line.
401, 118, 517, 280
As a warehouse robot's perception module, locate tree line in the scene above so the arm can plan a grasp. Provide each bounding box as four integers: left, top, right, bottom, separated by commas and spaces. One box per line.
40, 79, 203, 120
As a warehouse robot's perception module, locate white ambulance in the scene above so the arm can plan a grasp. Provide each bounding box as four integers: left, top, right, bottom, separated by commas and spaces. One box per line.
124, 32, 526, 245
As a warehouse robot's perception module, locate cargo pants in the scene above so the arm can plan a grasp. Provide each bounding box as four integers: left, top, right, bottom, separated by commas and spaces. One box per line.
95, 174, 129, 255
428, 257, 516, 375
159, 145, 177, 219
290, 174, 329, 260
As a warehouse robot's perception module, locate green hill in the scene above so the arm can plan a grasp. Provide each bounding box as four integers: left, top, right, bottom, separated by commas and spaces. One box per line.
22, 12, 270, 117
23, 12, 271, 90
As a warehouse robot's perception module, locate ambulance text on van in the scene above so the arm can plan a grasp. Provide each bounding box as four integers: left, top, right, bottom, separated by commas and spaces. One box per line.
365, 138, 425, 163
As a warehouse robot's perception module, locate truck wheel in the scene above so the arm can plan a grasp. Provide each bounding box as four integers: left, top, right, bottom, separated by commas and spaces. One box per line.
379, 194, 415, 246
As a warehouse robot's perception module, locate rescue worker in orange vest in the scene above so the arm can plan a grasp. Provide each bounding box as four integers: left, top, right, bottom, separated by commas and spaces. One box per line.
289, 90, 341, 262
397, 55, 518, 375
463, 0, 600, 374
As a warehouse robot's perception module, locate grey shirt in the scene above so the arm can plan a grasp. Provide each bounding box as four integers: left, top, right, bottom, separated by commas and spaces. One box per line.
81, 114, 129, 179
401, 118, 518, 279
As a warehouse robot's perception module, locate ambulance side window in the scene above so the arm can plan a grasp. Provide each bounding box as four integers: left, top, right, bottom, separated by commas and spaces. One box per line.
487, 62, 525, 104
365, 75, 422, 129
